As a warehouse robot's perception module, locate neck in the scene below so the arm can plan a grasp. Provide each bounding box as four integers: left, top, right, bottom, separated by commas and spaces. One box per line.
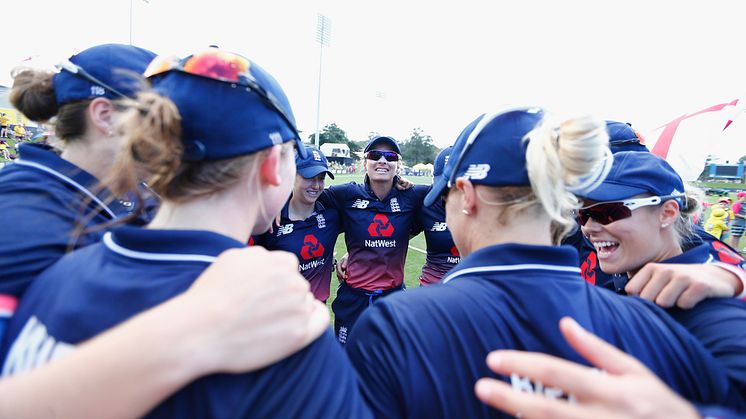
148, 190, 255, 243
288, 197, 315, 221
463, 210, 553, 257
60, 136, 117, 182
369, 177, 393, 200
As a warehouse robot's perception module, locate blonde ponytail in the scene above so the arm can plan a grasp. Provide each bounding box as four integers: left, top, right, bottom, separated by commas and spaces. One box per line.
525, 116, 610, 243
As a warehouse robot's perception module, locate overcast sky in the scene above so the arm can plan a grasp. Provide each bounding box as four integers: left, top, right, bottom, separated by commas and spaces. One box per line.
2, 0, 745, 150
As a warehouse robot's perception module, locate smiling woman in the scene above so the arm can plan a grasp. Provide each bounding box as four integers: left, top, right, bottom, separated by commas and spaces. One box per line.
578, 151, 746, 394
319, 135, 429, 343
255, 145, 343, 303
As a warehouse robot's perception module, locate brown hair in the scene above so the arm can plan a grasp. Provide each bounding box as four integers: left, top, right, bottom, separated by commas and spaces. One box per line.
10, 66, 91, 142
106, 90, 277, 214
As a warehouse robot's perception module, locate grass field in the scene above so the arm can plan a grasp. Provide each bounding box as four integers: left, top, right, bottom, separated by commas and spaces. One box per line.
323, 173, 432, 318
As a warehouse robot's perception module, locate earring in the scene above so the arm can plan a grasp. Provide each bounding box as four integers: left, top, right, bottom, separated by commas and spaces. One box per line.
462, 209, 470, 215
661, 223, 670, 228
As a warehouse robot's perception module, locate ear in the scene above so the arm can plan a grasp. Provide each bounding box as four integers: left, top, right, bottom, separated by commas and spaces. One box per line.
659, 199, 680, 227
259, 145, 282, 187
454, 177, 477, 215
87, 98, 115, 135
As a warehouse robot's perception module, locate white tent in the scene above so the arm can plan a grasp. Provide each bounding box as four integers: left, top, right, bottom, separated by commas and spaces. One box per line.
320, 143, 350, 158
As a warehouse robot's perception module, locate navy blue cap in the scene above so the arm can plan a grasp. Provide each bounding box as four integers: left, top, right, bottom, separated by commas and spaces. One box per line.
54, 44, 156, 106
606, 120, 648, 153
296, 145, 334, 179
147, 48, 305, 161
581, 151, 685, 206
424, 107, 545, 207
433, 146, 453, 178
364, 135, 401, 154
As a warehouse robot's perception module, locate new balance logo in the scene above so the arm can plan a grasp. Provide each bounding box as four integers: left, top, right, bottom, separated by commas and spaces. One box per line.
276, 224, 294, 236
431, 222, 448, 232
463, 164, 490, 180
352, 199, 370, 209
390, 198, 400, 212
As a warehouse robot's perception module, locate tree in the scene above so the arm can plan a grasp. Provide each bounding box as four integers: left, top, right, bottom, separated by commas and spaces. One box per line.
399, 128, 438, 165
306, 123, 362, 156
307, 123, 349, 147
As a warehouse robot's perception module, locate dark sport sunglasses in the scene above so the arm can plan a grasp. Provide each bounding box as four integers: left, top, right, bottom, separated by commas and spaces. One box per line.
576, 194, 683, 226
366, 150, 400, 162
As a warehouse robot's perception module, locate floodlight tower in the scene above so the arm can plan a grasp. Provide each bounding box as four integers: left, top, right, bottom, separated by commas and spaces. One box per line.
314, 14, 331, 148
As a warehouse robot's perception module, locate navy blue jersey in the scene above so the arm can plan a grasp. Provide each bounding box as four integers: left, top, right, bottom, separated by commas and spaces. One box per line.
0, 226, 370, 419
569, 224, 746, 293
346, 243, 745, 418
255, 200, 341, 301
416, 194, 460, 285
0, 144, 138, 298
320, 180, 428, 291
660, 243, 746, 393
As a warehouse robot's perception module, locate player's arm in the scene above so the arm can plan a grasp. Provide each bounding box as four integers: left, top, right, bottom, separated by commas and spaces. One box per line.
625, 263, 745, 309
0, 247, 328, 419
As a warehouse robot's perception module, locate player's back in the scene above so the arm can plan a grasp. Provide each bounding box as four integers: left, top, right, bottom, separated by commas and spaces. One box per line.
346, 243, 746, 418
0, 226, 371, 419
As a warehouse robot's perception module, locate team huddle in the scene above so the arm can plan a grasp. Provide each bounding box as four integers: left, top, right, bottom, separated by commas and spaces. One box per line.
0, 43, 744, 418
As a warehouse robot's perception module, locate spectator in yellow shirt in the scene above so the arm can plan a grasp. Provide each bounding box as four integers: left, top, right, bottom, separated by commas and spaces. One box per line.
0, 114, 9, 138
13, 125, 26, 141
705, 207, 729, 240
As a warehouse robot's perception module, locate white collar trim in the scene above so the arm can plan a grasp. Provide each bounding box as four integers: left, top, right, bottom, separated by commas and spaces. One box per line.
103, 232, 217, 263
15, 159, 116, 219
443, 264, 581, 284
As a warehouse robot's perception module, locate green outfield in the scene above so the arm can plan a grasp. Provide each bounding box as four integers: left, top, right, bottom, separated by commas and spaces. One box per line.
324, 173, 432, 319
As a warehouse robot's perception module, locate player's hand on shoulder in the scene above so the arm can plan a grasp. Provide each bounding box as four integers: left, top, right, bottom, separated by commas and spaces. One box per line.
395, 177, 415, 191
184, 246, 329, 374
625, 263, 740, 309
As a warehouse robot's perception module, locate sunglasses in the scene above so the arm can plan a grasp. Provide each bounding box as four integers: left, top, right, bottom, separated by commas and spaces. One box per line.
576, 194, 682, 226
366, 150, 399, 162
55, 59, 129, 99
143, 50, 299, 142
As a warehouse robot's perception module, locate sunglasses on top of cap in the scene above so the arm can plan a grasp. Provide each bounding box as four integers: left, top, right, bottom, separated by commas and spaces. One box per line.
366, 150, 399, 162
576, 194, 683, 226
55, 59, 129, 99
144, 50, 300, 141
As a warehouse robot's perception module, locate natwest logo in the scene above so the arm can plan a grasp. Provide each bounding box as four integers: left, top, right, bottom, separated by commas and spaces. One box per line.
300, 234, 325, 260
450, 245, 460, 257
368, 213, 395, 237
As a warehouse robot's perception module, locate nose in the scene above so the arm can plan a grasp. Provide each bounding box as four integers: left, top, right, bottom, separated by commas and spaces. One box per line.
580, 216, 603, 236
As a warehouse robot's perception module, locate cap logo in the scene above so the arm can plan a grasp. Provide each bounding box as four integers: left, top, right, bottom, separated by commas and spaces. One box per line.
312, 150, 322, 161
463, 164, 490, 180
444, 155, 450, 165
90, 86, 105, 96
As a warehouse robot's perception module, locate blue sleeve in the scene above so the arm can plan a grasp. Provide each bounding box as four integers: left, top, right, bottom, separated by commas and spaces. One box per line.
668, 299, 746, 394
319, 184, 348, 209
346, 303, 407, 419
225, 330, 373, 419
